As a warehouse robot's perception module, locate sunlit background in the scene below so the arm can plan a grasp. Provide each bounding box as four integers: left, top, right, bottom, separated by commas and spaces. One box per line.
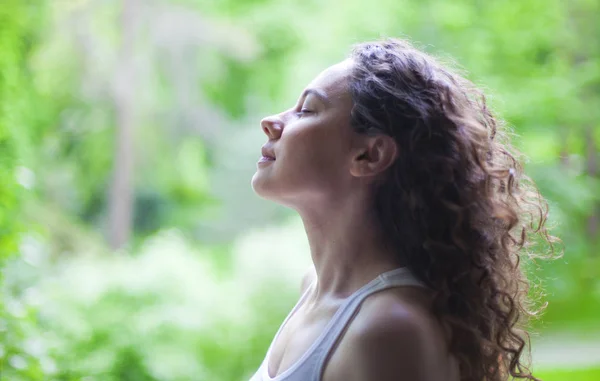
1, 0, 599, 380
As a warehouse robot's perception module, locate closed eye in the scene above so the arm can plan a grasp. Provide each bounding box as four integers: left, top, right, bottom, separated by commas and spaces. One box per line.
296, 108, 313, 118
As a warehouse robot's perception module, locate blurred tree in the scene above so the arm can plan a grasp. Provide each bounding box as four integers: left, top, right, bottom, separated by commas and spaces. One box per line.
25, 0, 259, 250
108, 0, 140, 249
563, 0, 600, 248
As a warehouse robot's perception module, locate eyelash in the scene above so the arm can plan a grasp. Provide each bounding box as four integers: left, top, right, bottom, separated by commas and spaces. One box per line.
296, 108, 312, 117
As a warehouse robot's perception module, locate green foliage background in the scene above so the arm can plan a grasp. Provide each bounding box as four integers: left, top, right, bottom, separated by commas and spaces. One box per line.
0, 0, 599, 380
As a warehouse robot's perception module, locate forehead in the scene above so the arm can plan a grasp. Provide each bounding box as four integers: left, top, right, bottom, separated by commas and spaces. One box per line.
306, 59, 353, 103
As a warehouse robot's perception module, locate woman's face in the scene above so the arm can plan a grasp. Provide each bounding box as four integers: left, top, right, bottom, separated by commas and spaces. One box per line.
251, 59, 358, 208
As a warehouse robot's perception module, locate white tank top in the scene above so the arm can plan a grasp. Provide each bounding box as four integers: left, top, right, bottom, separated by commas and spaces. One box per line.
248, 267, 426, 381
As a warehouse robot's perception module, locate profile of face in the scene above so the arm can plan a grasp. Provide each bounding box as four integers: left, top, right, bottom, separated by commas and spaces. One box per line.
251, 59, 397, 211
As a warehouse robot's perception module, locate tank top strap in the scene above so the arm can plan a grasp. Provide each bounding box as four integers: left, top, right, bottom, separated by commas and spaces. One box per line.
308, 267, 425, 380
259, 280, 317, 370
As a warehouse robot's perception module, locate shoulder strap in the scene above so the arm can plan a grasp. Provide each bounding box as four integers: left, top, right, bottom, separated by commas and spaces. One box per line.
262, 281, 317, 369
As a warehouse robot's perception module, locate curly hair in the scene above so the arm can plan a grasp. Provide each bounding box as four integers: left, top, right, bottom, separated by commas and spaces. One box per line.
348, 39, 557, 381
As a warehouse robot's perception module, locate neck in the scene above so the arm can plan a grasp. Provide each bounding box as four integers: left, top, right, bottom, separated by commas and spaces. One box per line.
297, 192, 403, 301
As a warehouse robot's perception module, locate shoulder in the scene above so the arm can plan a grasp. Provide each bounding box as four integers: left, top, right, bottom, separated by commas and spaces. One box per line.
336, 291, 452, 381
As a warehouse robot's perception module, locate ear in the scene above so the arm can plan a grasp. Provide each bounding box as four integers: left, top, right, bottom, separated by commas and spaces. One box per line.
349, 135, 398, 178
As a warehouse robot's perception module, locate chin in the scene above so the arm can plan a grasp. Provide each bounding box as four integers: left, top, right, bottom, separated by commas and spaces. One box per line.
251, 171, 275, 200
251, 171, 294, 207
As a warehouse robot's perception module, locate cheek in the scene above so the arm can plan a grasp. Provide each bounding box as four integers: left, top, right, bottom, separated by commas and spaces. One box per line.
284, 128, 337, 163
279, 127, 348, 182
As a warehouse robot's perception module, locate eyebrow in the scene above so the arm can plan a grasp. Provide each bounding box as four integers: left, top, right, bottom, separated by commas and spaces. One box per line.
301, 88, 330, 105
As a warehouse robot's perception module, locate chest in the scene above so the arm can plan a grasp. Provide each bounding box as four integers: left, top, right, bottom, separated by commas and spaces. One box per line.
267, 300, 340, 379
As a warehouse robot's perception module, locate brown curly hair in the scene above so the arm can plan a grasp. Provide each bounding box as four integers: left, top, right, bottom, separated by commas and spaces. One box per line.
348, 39, 557, 381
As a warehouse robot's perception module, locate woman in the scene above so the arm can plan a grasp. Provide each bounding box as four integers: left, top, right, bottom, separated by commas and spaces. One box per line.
249, 39, 554, 381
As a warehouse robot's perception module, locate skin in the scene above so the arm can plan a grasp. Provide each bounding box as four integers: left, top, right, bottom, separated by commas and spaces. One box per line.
251, 59, 459, 381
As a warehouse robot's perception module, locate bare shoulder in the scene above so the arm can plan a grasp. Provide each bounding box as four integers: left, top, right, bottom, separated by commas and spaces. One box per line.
355, 290, 439, 343
300, 265, 317, 293
328, 289, 457, 381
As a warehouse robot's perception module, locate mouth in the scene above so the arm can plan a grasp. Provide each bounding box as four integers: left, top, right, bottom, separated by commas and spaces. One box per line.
258, 155, 276, 164
260, 146, 276, 163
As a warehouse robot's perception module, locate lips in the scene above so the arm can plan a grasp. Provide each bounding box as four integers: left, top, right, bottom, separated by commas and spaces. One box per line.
261, 146, 276, 161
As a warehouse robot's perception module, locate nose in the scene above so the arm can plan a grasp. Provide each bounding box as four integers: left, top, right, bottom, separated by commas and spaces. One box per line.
260, 115, 283, 139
